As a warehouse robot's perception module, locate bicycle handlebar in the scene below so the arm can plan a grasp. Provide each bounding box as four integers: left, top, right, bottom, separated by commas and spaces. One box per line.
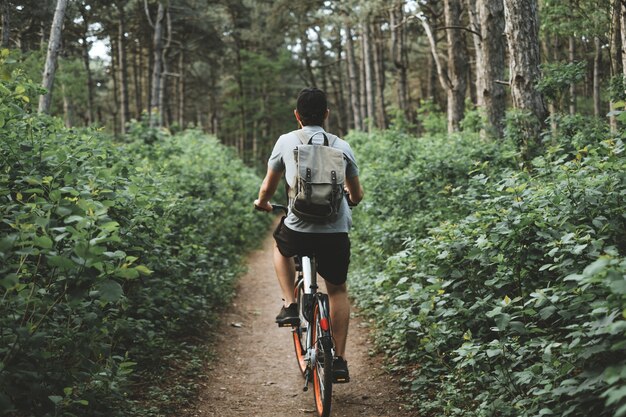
254, 203, 288, 215
270, 204, 289, 215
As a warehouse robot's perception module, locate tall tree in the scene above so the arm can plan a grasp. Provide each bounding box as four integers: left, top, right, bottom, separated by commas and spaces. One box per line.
345, 23, 362, 130
2, 0, 10, 48
117, 1, 130, 132
145, 0, 166, 127
361, 15, 375, 131
444, 0, 468, 132
609, 0, 622, 132
503, 0, 547, 148
390, 1, 409, 119
38, 0, 68, 114
472, 0, 506, 138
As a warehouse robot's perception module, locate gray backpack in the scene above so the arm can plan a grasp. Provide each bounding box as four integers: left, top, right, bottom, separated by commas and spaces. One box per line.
289, 130, 346, 224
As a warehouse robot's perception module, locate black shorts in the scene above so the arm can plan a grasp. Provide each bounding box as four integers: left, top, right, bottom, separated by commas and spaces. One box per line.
273, 218, 351, 286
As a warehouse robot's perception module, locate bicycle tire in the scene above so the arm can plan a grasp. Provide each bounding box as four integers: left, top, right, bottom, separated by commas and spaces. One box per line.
312, 301, 333, 417
292, 280, 307, 376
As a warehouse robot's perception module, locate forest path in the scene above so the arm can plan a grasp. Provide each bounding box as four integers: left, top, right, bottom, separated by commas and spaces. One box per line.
181, 225, 415, 417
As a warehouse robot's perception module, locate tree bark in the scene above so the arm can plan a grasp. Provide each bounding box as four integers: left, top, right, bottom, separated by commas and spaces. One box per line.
476, 0, 506, 138
118, 2, 130, 132
345, 24, 362, 131
38, 0, 68, 114
503, 0, 547, 145
133, 41, 143, 118
568, 36, 576, 115
593, 36, 602, 118
361, 17, 375, 132
390, 1, 409, 117
148, 1, 166, 127
609, 0, 622, 132
359, 28, 368, 131
622, 1, 626, 80
301, 32, 317, 88
111, 39, 120, 135
2, 0, 10, 48
178, 50, 184, 128
372, 21, 387, 129
444, 0, 468, 132
61, 83, 73, 128
78, 4, 94, 124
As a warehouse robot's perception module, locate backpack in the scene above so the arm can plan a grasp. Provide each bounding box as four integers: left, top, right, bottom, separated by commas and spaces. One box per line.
289, 130, 346, 224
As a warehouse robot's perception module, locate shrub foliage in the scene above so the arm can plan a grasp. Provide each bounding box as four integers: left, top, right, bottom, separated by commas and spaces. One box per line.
0, 62, 270, 416
349, 125, 626, 416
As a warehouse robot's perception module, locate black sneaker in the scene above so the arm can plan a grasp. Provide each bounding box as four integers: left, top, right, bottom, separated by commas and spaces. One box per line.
333, 356, 350, 383
275, 303, 299, 327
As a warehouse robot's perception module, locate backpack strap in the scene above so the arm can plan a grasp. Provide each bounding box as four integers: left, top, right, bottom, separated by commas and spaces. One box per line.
295, 129, 330, 146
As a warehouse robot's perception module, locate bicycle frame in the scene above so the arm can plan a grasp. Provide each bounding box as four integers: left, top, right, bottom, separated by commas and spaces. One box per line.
295, 255, 333, 389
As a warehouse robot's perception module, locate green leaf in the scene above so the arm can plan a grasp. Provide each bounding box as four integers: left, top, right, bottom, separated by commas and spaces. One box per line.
47, 255, 76, 270
48, 395, 63, 405
96, 280, 124, 303
115, 267, 140, 280
135, 265, 153, 276
34, 235, 53, 249
486, 348, 502, 357
583, 258, 610, 277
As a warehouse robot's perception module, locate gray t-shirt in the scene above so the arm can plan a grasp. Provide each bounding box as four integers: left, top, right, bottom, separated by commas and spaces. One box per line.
268, 125, 359, 233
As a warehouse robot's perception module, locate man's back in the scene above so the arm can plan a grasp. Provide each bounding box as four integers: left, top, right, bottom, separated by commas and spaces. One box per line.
268, 125, 359, 234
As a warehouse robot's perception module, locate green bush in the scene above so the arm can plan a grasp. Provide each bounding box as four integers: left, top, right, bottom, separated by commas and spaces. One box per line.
349, 124, 626, 416
0, 60, 270, 416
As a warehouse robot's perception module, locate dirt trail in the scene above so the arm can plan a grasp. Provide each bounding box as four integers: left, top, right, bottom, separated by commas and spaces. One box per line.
183, 229, 415, 417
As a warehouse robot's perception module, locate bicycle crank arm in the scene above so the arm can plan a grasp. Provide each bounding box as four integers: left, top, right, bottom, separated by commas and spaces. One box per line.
303, 369, 311, 392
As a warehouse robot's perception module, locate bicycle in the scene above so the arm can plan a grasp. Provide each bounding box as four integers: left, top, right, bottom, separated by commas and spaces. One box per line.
263, 204, 336, 417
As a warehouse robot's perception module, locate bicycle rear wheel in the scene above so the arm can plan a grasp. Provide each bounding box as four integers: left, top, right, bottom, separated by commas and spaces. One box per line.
312, 300, 333, 417
292, 280, 307, 376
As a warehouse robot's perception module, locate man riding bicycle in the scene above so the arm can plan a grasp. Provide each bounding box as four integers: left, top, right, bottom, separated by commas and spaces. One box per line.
254, 87, 363, 382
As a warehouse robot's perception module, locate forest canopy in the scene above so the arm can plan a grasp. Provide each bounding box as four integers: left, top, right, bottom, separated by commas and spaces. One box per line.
1, 0, 625, 166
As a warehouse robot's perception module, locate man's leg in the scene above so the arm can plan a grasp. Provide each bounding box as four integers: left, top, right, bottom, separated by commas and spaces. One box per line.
325, 282, 350, 359
273, 244, 296, 306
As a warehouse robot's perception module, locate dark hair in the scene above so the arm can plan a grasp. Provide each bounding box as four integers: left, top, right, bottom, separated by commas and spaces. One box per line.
296, 87, 327, 126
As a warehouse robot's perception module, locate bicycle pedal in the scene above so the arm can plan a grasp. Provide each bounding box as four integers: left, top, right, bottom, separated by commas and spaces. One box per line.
334, 377, 350, 384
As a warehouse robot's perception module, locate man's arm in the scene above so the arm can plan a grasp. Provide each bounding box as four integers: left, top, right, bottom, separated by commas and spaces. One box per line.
345, 175, 364, 205
254, 168, 283, 211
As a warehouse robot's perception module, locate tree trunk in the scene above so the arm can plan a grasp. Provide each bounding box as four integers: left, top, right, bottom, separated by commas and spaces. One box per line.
362, 18, 375, 132
330, 28, 346, 135
372, 21, 387, 129
620, 0, 626, 126
62, 83, 73, 128
133, 42, 143, 118
358, 29, 368, 130
345, 24, 362, 131
38, 0, 68, 114
178, 50, 184, 128
444, 0, 468, 132
593, 36, 602, 118
313, 27, 329, 94
503, 0, 547, 148
111, 39, 120, 135
568, 36, 576, 115
301, 32, 317, 88
476, 0, 506, 138
2, 0, 10, 48
148, 1, 165, 127
390, 1, 409, 118
609, 0, 622, 132
78, 5, 94, 124
118, 2, 130, 132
